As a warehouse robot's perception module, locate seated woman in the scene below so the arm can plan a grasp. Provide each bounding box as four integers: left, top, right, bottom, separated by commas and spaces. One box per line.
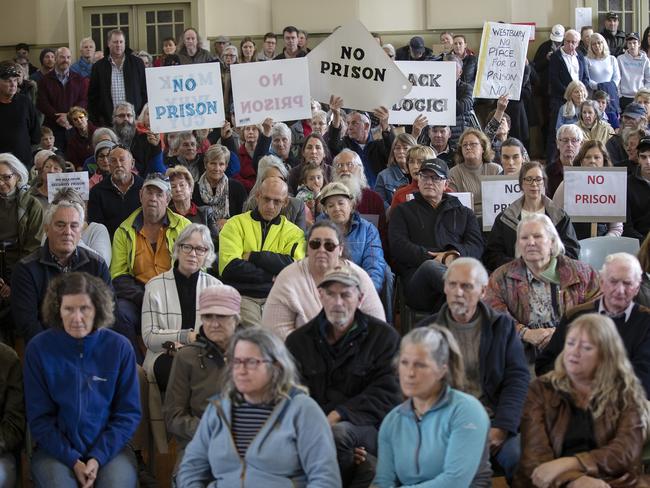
556, 80, 588, 130
485, 161, 580, 272
28, 153, 66, 211
575, 100, 614, 146
552, 140, 623, 239
261, 220, 385, 339
177, 326, 341, 487
287, 133, 332, 195
373, 326, 490, 487
89, 140, 115, 189
319, 181, 386, 292
485, 214, 600, 362
65, 106, 96, 170
142, 223, 222, 392
513, 313, 649, 487
375, 133, 417, 208
164, 284, 240, 471
0, 342, 24, 488
24, 272, 140, 488
234, 124, 259, 192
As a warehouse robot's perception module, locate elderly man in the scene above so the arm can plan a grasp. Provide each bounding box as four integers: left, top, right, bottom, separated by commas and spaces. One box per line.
71, 37, 96, 79
328, 95, 393, 188
545, 124, 584, 197
286, 265, 401, 488
389, 158, 484, 313
219, 177, 305, 327
427, 125, 453, 164
213, 35, 230, 61
274, 25, 306, 60
256, 32, 277, 61
608, 102, 648, 165
88, 29, 147, 127
111, 173, 190, 361
11, 201, 111, 343
415, 258, 529, 481
601, 11, 627, 56
88, 145, 144, 237
537, 253, 650, 395
625, 137, 650, 241
36, 47, 87, 151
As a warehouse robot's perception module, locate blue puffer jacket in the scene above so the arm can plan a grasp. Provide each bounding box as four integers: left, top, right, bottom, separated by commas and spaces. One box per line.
24, 328, 141, 469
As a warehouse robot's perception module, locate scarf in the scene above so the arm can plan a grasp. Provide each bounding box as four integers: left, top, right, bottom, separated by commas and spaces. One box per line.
198, 172, 229, 220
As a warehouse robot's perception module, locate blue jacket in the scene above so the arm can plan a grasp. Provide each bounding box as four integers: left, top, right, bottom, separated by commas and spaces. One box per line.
373, 387, 489, 488
24, 328, 141, 469
375, 165, 408, 208
177, 388, 341, 488
416, 301, 530, 434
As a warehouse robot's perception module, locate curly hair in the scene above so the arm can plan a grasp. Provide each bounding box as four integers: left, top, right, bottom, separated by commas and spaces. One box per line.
455, 128, 494, 166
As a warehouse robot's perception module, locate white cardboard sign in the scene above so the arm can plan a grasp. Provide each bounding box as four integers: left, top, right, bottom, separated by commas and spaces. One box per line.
146, 64, 226, 133
563, 167, 627, 223
473, 22, 531, 101
307, 20, 411, 112
231, 58, 312, 127
389, 61, 457, 125
448, 192, 474, 211
47, 171, 89, 202
480, 176, 522, 230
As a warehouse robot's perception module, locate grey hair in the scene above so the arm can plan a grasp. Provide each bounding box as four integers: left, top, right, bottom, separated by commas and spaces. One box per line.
270, 122, 292, 141
43, 200, 85, 227
177, 131, 196, 144
113, 101, 135, 118
0, 153, 28, 187
172, 223, 216, 268
311, 109, 328, 123
79, 37, 95, 49
333, 148, 362, 169
443, 257, 489, 287
244, 155, 289, 211
515, 213, 565, 258
398, 325, 465, 390
221, 326, 304, 403
601, 252, 643, 283
137, 50, 153, 65
205, 144, 230, 165
556, 123, 584, 142
580, 99, 603, 119
92, 127, 118, 146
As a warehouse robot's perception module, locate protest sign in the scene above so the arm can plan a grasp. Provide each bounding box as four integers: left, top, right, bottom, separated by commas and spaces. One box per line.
47, 171, 89, 202
473, 22, 531, 100
146, 64, 225, 133
231, 58, 311, 126
389, 61, 456, 125
563, 167, 626, 223
307, 20, 411, 112
480, 176, 522, 230
448, 192, 473, 211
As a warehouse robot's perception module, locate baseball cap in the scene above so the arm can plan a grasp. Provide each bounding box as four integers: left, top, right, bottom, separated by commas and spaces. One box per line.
199, 285, 241, 316
319, 182, 353, 203
626, 32, 640, 42
419, 158, 449, 178
0, 64, 21, 80
409, 36, 425, 53
142, 172, 171, 193
550, 24, 565, 42
606, 12, 619, 20
637, 138, 650, 154
318, 264, 361, 289
623, 102, 647, 119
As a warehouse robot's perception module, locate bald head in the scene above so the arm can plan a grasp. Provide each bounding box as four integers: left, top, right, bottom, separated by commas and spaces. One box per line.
256, 176, 288, 221
55, 47, 71, 72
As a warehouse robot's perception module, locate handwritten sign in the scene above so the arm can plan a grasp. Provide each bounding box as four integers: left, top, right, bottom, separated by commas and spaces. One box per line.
480, 176, 522, 230
389, 61, 456, 125
47, 171, 89, 202
563, 167, 626, 222
231, 58, 311, 126
146, 64, 225, 133
473, 22, 531, 101
307, 20, 411, 111
448, 192, 473, 211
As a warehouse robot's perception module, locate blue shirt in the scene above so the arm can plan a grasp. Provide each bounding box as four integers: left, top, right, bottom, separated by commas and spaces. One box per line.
70, 57, 93, 78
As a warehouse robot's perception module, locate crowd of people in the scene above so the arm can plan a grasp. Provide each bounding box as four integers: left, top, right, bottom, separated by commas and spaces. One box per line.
2, 14, 650, 488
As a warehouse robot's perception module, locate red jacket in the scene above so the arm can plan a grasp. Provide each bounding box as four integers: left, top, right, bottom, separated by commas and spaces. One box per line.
36, 70, 88, 130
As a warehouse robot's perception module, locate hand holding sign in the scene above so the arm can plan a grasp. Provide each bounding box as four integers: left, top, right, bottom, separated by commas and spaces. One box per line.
261, 118, 274, 138
222, 121, 233, 139
373, 106, 390, 131
411, 114, 428, 139
329, 95, 344, 128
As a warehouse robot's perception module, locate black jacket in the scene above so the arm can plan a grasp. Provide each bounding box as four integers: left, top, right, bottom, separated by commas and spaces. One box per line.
88, 48, 147, 127
623, 169, 650, 243
601, 28, 627, 57
87, 174, 144, 237
548, 48, 589, 101
285, 309, 401, 427
389, 192, 484, 280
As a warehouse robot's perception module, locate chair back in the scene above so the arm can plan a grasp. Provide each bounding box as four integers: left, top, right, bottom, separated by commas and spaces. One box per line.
578, 236, 640, 270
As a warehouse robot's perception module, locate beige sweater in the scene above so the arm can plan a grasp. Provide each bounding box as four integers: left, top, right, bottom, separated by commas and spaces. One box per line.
448, 162, 502, 217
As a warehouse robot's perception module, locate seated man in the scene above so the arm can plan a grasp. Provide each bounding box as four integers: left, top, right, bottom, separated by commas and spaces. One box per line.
389, 158, 484, 312
11, 200, 110, 343
624, 137, 650, 242
110, 173, 191, 361
218, 176, 305, 327
286, 265, 401, 487
536, 252, 650, 396
88, 145, 144, 237
415, 257, 529, 481
427, 125, 454, 165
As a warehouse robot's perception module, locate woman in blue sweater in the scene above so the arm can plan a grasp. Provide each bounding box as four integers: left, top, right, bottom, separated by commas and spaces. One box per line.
373, 326, 490, 488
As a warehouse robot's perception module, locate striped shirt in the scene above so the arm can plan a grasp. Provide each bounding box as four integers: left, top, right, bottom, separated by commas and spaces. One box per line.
232, 401, 274, 458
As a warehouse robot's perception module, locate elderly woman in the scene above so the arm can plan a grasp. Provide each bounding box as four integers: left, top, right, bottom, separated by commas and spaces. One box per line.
319, 182, 386, 292
65, 106, 96, 170
29, 153, 66, 211
287, 133, 332, 195
142, 223, 222, 392
165, 131, 205, 182
253, 119, 299, 174
261, 220, 385, 339
81, 127, 118, 175
552, 140, 623, 239
164, 284, 240, 471
177, 326, 341, 487
373, 326, 490, 487
555, 80, 588, 130
89, 140, 115, 189
485, 161, 580, 272
485, 214, 600, 360
586, 32, 621, 112
513, 314, 649, 487
176, 27, 215, 64
448, 128, 502, 218
576, 99, 614, 145
375, 133, 418, 207
24, 272, 140, 488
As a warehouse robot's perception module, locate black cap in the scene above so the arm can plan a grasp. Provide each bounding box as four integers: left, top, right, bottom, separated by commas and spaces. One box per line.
409, 36, 425, 53
0, 64, 21, 80
606, 12, 619, 20
419, 158, 449, 178
626, 32, 640, 42
637, 138, 650, 154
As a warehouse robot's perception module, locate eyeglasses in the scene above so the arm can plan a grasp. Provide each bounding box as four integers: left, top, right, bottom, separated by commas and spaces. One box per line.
462, 142, 480, 149
308, 239, 339, 252
179, 244, 209, 256
558, 138, 581, 145
522, 176, 544, 185
0, 173, 15, 182
418, 173, 446, 182
231, 357, 272, 370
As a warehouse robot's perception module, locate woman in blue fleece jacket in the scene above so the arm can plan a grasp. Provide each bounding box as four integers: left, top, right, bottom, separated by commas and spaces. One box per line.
24, 272, 141, 488
373, 326, 490, 488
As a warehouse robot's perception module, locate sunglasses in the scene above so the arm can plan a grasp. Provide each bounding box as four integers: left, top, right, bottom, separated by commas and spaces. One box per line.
308, 239, 339, 252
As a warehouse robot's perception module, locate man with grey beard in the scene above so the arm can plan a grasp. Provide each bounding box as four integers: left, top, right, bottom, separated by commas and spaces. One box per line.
112, 101, 165, 177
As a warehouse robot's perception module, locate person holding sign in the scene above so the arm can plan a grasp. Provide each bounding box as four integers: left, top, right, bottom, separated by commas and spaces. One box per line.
485, 161, 579, 272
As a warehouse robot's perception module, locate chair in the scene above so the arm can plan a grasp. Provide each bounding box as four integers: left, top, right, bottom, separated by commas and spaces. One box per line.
578, 236, 640, 270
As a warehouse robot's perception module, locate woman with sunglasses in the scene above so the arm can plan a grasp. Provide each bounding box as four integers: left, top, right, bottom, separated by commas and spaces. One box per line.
261, 220, 385, 340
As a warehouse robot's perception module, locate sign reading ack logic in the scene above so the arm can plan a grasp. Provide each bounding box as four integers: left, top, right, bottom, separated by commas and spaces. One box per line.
563, 167, 627, 222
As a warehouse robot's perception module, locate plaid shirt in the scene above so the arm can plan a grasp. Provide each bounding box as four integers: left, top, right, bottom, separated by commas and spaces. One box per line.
109, 56, 126, 108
